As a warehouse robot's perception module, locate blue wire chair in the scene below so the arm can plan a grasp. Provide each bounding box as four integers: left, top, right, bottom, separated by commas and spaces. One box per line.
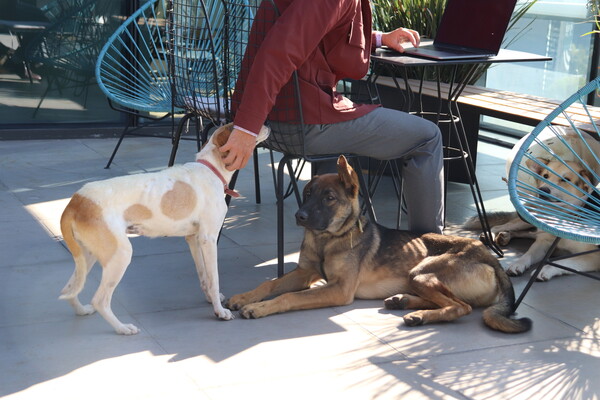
508, 76, 600, 310
96, 0, 179, 168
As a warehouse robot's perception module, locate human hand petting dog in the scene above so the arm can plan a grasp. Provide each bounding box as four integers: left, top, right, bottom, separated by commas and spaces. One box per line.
381, 27, 420, 53
219, 128, 256, 171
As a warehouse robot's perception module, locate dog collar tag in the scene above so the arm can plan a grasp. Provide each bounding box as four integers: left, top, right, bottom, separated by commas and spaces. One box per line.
197, 159, 240, 198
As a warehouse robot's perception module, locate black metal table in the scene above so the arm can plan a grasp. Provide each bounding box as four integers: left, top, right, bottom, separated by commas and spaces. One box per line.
0, 19, 50, 83
369, 46, 552, 256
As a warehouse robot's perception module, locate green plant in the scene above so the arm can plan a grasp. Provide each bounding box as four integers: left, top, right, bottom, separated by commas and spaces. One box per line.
372, 0, 446, 38
583, 0, 600, 36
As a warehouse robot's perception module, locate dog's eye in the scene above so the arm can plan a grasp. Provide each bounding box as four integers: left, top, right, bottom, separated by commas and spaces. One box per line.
326, 195, 336, 202
543, 173, 549, 179
563, 177, 571, 182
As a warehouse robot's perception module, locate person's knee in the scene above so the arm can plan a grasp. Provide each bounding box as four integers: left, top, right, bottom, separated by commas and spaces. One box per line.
424, 120, 442, 144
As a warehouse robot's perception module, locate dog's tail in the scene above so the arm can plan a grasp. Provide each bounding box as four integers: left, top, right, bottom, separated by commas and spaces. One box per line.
58, 199, 88, 300
482, 261, 532, 333
463, 211, 518, 230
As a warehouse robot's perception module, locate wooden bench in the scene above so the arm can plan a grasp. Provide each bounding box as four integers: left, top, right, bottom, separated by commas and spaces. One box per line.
373, 76, 600, 133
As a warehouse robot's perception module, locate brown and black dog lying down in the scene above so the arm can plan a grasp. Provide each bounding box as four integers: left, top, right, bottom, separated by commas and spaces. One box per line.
227, 155, 531, 333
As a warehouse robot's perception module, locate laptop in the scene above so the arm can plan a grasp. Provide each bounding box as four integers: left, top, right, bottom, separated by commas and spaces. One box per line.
403, 0, 518, 60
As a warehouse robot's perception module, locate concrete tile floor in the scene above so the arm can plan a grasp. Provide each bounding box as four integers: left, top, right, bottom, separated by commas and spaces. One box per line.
0, 136, 598, 400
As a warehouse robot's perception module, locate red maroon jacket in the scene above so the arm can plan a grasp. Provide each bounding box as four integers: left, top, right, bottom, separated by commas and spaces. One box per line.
231, 0, 380, 135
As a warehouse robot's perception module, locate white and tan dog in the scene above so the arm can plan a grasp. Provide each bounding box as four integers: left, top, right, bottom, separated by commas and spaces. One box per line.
59, 123, 269, 334
466, 126, 600, 281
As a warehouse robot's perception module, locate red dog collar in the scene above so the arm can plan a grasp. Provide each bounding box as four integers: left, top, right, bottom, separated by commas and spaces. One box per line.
196, 159, 240, 198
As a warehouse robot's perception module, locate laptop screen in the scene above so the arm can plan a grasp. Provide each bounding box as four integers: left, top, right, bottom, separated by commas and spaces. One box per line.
435, 0, 518, 52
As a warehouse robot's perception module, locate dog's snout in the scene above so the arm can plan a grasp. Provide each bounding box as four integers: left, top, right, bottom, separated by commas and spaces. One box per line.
538, 186, 551, 200
295, 209, 309, 224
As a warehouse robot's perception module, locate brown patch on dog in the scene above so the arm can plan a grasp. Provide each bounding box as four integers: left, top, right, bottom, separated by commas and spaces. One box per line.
124, 204, 153, 222
160, 181, 196, 220
61, 194, 117, 266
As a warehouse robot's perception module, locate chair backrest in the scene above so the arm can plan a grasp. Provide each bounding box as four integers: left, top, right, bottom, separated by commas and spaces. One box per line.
508, 77, 600, 244
27, 0, 119, 77
96, 0, 173, 113
168, 0, 236, 125
225, 0, 308, 157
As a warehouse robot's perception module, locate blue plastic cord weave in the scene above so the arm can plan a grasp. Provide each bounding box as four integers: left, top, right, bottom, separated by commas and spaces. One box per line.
96, 0, 174, 113
508, 77, 600, 244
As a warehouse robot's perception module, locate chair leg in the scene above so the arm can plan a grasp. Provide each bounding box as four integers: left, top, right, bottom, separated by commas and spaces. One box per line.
389, 159, 404, 229
351, 158, 377, 223
105, 120, 133, 169
169, 113, 194, 167
276, 155, 289, 277
32, 76, 53, 118
226, 170, 239, 207
253, 147, 261, 204
289, 159, 303, 208
194, 116, 203, 151
512, 236, 561, 312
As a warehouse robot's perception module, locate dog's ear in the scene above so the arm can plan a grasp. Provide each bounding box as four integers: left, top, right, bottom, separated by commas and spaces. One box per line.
255, 125, 271, 144
337, 155, 359, 196
212, 123, 234, 148
525, 157, 550, 176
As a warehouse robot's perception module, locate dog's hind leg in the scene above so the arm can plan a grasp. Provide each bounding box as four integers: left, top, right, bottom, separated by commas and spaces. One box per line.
402, 271, 472, 327
191, 233, 234, 321
60, 249, 97, 316
384, 294, 438, 310
91, 240, 139, 335
537, 251, 600, 281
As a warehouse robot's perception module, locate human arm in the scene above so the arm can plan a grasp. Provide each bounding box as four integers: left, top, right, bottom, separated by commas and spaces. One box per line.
224, 0, 356, 171
374, 27, 421, 53
220, 127, 257, 171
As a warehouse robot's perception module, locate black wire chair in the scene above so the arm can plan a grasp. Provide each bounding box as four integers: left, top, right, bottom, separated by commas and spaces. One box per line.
25, 0, 119, 117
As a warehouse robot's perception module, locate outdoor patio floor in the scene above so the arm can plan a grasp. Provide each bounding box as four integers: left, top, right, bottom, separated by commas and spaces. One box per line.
0, 135, 598, 400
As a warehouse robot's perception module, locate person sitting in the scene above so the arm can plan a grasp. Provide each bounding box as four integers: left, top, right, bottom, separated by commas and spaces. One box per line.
223, 0, 445, 234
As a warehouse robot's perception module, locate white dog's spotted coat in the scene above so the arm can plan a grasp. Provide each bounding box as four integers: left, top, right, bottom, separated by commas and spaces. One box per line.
59, 123, 269, 334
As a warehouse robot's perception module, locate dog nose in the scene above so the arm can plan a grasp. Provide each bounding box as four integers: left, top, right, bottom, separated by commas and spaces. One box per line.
295, 209, 309, 224
538, 186, 551, 200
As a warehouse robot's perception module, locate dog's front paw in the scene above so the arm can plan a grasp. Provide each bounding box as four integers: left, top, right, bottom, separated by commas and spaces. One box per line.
536, 265, 562, 281
384, 295, 409, 310
239, 302, 271, 319
478, 232, 490, 245
226, 293, 256, 311
403, 312, 425, 327
215, 307, 235, 321
495, 231, 512, 247
115, 323, 140, 335
506, 261, 529, 276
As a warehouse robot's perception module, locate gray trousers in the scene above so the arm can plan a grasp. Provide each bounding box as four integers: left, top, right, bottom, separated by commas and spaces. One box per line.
303, 107, 444, 234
